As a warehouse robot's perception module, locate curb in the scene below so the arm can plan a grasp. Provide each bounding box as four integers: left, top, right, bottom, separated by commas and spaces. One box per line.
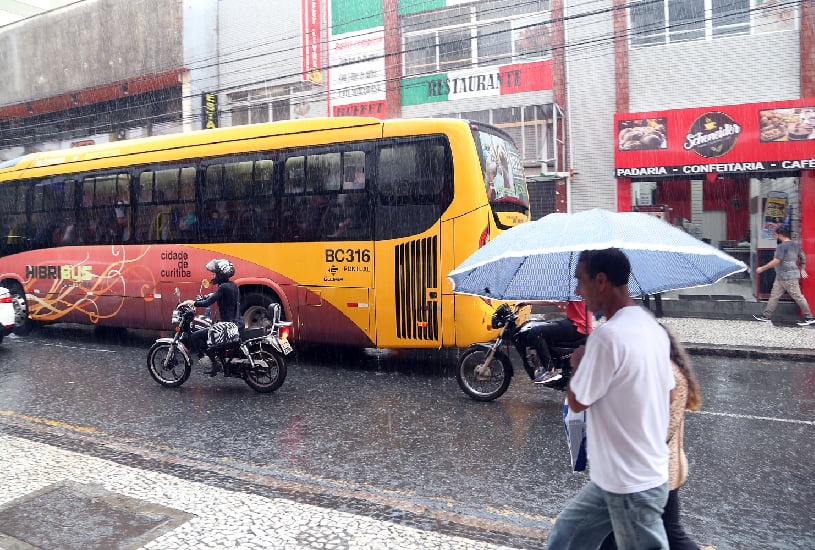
684, 344, 815, 360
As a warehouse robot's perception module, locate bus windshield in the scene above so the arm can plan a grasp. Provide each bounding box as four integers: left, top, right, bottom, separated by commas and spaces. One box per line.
473, 126, 529, 224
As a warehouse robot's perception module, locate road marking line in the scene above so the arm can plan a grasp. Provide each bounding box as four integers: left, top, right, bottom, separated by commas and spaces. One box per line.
20, 340, 117, 353
691, 410, 814, 426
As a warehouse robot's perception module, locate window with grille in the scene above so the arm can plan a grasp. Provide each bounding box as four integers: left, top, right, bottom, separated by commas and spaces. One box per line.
631, 0, 773, 47
402, 1, 550, 76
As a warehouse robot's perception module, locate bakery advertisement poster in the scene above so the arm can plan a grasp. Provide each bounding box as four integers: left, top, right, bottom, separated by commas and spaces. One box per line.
762, 191, 789, 240
759, 106, 815, 143
614, 98, 815, 177
618, 118, 668, 151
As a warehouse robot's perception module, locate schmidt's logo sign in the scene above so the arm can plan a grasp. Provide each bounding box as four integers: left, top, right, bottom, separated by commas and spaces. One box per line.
683, 111, 741, 158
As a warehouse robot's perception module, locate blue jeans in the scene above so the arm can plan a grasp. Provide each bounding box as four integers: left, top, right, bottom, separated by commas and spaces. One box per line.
548, 481, 669, 550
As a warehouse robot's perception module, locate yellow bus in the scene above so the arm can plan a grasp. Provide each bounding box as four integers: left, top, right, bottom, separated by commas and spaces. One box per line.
0, 117, 529, 348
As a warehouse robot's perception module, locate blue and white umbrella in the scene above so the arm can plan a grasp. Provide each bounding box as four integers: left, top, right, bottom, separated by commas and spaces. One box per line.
448, 208, 748, 301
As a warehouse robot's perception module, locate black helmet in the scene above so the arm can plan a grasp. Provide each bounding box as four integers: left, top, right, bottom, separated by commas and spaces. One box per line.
205, 258, 235, 284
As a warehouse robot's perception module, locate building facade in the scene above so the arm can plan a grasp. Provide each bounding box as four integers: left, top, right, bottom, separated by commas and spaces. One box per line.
605, 0, 814, 304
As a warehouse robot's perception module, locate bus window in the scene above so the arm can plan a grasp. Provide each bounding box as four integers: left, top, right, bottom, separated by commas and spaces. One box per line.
0, 182, 28, 253
308, 152, 341, 192
375, 137, 452, 240
61, 179, 80, 245
135, 171, 159, 242
31, 180, 65, 248
205, 164, 224, 201
87, 173, 131, 243
343, 151, 366, 191
316, 149, 369, 240
136, 166, 197, 243
228, 159, 277, 243
254, 159, 274, 192
473, 127, 530, 221
284, 156, 305, 194
224, 160, 254, 198
154, 167, 180, 201
178, 168, 199, 242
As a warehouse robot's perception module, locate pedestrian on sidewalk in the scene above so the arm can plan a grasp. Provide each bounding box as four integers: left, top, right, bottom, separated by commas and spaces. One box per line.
753, 226, 815, 326
547, 248, 674, 550
599, 323, 702, 550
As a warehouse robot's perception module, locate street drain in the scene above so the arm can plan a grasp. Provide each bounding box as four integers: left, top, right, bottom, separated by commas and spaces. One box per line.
0, 481, 192, 550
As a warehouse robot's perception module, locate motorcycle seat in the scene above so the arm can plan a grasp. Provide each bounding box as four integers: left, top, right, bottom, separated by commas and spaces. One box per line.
549, 335, 587, 355
240, 327, 266, 341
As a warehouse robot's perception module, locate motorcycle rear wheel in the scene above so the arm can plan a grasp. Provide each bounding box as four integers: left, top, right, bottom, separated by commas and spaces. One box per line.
147, 342, 191, 387
244, 344, 287, 393
456, 347, 512, 401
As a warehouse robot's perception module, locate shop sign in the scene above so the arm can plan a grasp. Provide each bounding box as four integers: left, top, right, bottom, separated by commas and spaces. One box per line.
614, 98, 815, 177
302, 0, 322, 84
401, 60, 553, 106
328, 28, 386, 118
201, 92, 218, 129
334, 100, 385, 117
682, 112, 741, 158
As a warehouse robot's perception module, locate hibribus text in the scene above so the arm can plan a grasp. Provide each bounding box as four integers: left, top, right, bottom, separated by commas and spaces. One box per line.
26, 264, 92, 281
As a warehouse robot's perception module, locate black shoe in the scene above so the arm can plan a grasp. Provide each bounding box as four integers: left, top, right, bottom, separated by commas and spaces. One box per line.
203, 356, 223, 377
797, 317, 815, 327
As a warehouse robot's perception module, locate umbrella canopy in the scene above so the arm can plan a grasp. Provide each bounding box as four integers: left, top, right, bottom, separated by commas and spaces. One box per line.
448, 208, 748, 301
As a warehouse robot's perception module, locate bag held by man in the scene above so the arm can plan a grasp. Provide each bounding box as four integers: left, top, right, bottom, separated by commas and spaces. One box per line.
207, 321, 240, 348
563, 397, 587, 472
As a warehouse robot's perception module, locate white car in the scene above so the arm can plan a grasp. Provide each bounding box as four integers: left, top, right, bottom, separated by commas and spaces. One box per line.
0, 286, 16, 344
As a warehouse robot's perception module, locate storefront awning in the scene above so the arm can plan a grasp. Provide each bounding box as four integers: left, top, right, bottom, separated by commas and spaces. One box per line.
0, 69, 186, 122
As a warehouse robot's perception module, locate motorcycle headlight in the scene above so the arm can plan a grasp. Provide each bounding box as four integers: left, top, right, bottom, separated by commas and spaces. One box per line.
171, 310, 181, 324
491, 304, 511, 328
491, 310, 503, 329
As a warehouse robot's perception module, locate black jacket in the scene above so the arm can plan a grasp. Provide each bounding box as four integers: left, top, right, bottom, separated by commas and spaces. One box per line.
194, 281, 241, 325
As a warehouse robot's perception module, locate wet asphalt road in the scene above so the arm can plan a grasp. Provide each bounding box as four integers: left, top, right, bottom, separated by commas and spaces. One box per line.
0, 324, 813, 549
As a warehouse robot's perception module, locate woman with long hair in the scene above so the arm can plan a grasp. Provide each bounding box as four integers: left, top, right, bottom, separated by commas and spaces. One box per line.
662, 324, 702, 549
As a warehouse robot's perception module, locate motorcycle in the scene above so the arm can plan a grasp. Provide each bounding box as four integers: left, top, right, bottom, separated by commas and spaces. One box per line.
456, 303, 587, 401
147, 287, 293, 393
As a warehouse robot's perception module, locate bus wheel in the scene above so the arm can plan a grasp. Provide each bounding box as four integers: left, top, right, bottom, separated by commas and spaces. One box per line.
6, 282, 33, 336
241, 291, 281, 330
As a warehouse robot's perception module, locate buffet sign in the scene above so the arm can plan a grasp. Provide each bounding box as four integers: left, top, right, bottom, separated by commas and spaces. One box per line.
614, 98, 815, 177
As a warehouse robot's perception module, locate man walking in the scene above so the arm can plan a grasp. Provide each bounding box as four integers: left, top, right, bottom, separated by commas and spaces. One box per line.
753, 226, 815, 326
547, 248, 675, 550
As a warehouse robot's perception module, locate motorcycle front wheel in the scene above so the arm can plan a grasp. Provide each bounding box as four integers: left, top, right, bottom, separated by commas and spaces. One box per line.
244, 344, 287, 393
147, 342, 191, 388
456, 347, 512, 401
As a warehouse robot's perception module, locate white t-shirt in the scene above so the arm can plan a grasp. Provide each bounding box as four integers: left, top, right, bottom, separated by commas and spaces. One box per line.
570, 306, 674, 494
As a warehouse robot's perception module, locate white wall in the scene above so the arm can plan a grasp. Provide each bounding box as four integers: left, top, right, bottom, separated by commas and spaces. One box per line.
628, 30, 800, 111
184, 0, 219, 131
218, 1, 309, 93
564, 0, 618, 212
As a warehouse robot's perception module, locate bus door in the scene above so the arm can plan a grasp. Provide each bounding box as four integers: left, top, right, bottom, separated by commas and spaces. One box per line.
373, 137, 451, 348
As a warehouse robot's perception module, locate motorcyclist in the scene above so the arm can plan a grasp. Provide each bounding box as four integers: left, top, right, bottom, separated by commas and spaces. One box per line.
530, 300, 592, 384
181, 259, 242, 376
